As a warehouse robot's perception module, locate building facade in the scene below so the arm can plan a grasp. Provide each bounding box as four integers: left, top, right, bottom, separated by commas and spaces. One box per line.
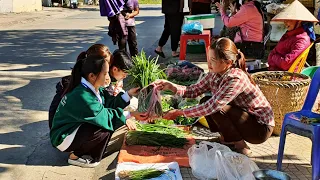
0, 0, 42, 13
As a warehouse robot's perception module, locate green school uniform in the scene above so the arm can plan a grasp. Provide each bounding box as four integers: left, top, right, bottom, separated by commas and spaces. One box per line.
50, 84, 129, 147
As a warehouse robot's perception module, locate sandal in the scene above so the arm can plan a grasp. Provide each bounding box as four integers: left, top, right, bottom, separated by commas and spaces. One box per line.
68, 157, 100, 168
154, 50, 165, 58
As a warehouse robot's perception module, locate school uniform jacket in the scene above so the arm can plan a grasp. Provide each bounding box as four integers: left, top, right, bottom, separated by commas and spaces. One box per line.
50, 84, 129, 148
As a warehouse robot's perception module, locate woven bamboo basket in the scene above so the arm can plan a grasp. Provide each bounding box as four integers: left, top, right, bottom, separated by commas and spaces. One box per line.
252, 71, 311, 135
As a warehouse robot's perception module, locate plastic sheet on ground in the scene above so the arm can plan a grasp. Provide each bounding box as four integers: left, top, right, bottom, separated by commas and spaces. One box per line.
118, 136, 196, 167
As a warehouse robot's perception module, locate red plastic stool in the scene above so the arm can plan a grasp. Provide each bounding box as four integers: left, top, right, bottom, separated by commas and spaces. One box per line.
179, 30, 211, 62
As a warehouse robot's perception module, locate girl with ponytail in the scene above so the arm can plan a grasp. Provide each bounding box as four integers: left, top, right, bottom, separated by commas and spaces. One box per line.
48, 44, 112, 130
50, 55, 148, 168
154, 37, 275, 156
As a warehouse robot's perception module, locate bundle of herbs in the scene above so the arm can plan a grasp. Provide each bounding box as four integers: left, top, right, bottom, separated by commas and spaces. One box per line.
136, 123, 186, 137
127, 50, 167, 88
118, 168, 165, 180
126, 131, 188, 148
126, 123, 188, 148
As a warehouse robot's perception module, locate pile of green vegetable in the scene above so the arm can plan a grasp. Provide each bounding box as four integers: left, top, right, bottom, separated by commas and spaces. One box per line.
127, 50, 167, 88
118, 168, 164, 180
301, 116, 320, 124
154, 119, 175, 126
160, 96, 200, 125
126, 123, 188, 148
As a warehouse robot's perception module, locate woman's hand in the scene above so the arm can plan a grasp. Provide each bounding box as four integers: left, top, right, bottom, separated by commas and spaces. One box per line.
163, 109, 184, 120
215, 0, 226, 13
126, 119, 137, 130
229, 3, 237, 14
153, 79, 177, 93
131, 111, 149, 121
125, 13, 131, 20
127, 87, 140, 97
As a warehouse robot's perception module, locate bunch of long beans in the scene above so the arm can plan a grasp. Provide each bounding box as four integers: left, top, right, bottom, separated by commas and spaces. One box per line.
118, 168, 164, 180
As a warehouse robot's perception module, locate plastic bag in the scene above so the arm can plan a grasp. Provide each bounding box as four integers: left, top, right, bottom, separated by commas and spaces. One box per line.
138, 84, 162, 119
188, 141, 232, 179
214, 151, 259, 180
182, 22, 203, 35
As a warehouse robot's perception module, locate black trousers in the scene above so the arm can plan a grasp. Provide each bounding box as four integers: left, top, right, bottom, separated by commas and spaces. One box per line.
200, 97, 273, 144
191, 2, 211, 15
118, 26, 138, 57
158, 13, 184, 52
65, 123, 113, 162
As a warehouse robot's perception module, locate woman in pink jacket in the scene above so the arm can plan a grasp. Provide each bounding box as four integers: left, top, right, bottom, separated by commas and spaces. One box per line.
268, 0, 318, 71
216, 0, 265, 58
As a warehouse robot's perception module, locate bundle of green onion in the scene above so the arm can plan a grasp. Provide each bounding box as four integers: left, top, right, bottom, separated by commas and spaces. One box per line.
118, 168, 164, 180
126, 123, 188, 148
136, 123, 185, 137
126, 131, 188, 148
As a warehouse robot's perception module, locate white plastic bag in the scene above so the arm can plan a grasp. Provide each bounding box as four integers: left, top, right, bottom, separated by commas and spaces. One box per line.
188, 141, 232, 180
214, 151, 259, 180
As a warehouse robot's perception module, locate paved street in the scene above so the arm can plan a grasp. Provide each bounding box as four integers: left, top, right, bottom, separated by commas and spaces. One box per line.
0, 5, 314, 180
0, 5, 166, 180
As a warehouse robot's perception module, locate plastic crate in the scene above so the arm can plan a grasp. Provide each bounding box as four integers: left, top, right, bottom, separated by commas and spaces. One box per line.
184, 14, 215, 29
186, 43, 206, 54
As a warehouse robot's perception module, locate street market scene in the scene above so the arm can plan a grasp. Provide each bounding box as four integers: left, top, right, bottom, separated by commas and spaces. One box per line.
0, 0, 320, 179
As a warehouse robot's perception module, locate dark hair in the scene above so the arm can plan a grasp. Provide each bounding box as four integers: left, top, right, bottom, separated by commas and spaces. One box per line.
110, 50, 133, 71
64, 55, 108, 95
77, 44, 112, 64
210, 37, 255, 85
232, 0, 241, 10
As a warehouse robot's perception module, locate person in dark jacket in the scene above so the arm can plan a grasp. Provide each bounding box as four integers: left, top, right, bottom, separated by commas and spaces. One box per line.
154, 0, 187, 58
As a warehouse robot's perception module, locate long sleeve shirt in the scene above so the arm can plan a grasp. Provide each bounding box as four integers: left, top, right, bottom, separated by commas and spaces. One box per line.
220, 1, 263, 43
176, 68, 275, 126
50, 79, 129, 149
268, 27, 311, 71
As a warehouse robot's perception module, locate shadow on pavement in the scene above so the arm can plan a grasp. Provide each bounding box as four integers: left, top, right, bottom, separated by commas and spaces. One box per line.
0, 120, 68, 166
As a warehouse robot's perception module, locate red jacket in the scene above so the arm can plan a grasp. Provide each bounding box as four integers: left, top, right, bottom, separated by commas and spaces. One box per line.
268, 27, 311, 71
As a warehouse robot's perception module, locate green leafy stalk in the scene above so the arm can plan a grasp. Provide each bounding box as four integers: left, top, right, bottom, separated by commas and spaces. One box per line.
127, 50, 167, 88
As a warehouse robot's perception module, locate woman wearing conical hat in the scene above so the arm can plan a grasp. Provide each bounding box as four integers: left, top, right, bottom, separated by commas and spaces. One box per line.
268, 0, 318, 71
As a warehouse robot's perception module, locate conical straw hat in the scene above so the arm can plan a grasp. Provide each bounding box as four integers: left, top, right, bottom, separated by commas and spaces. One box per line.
272, 0, 318, 22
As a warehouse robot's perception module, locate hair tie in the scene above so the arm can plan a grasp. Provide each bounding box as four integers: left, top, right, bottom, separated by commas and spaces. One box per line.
236, 49, 241, 60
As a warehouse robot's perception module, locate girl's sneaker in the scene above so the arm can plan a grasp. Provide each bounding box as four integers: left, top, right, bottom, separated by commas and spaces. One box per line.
68, 158, 100, 168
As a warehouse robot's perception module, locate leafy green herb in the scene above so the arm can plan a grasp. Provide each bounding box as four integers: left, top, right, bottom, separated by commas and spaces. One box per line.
127, 50, 167, 88
154, 119, 175, 126
175, 116, 197, 125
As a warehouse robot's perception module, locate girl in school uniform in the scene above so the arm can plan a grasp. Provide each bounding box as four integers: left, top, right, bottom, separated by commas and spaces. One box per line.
49, 45, 140, 130
155, 38, 275, 156
50, 55, 147, 168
